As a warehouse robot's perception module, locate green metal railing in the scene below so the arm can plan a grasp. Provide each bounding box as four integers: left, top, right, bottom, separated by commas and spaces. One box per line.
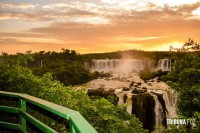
0, 91, 97, 133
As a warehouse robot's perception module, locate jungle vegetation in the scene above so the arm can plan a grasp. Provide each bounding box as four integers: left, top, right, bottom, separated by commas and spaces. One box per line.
0, 39, 200, 132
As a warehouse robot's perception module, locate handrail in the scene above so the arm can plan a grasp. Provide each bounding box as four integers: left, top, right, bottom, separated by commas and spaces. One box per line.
0, 91, 97, 133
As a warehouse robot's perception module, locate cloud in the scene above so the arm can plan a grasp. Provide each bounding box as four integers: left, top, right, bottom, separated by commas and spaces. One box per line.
0, 1, 112, 25
192, 7, 200, 19
0, 32, 44, 38
149, 0, 199, 7
0, 3, 36, 9
0, 1, 200, 54
0, 1, 200, 23
27, 18, 200, 42
0, 12, 55, 21
0, 10, 102, 23
113, 36, 164, 42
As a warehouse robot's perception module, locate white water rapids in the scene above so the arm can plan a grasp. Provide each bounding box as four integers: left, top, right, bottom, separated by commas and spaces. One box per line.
86, 59, 177, 130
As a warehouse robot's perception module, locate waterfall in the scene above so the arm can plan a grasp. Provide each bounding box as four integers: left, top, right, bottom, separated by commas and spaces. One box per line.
126, 94, 133, 114
162, 90, 177, 119
157, 59, 171, 71
117, 93, 125, 105
87, 58, 176, 131
149, 89, 177, 128
85, 58, 172, 73
88, 59, 145, 73
89, 84, 177, 132
114, 89, 177, 131
151, 93, 165, 126
116, 93, 135, 115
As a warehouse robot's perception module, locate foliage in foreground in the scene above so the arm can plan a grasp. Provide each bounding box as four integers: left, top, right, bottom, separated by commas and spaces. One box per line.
0, 54, 146, 133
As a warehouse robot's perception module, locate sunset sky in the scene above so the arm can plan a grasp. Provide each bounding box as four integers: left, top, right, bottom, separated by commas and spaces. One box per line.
0, 0, 200, 54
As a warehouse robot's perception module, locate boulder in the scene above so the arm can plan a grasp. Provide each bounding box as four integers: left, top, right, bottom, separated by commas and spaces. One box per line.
142, 87, 147, 90
129, 81, 135, 88
137, 82, 142, 86
134, 85, 139, 88
131, 88, 147, 94
122, 87, 130, 91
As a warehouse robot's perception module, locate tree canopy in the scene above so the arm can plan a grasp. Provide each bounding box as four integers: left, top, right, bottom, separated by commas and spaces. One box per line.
0, 53, 146, 132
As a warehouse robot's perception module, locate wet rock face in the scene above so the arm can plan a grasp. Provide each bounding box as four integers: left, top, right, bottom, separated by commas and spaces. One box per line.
122, 87, 130, 91
142, 87, 147, 90
124, 94, 127, 103
88, 73, 177, 132
147, 83, 152, 86
129, 81, 135, 88
129, 81, 143, 89
137, 82, 142, 86
131, 89, 147, 94
131, 93, 155, 132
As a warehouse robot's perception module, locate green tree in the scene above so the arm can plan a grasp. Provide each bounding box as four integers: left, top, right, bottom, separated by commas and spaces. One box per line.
163, 41, 200, 132
163, 52, 200, 117
169, 38, 200, 52
0, 53, 147, 133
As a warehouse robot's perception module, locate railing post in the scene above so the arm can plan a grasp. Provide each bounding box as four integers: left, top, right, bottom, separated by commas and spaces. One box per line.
70, 122, 77, 133
20, 99, 27, 132
0, 91, 97, 133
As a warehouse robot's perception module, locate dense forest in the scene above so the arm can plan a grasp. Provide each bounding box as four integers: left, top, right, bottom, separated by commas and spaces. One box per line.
82, 50, 188, 60
162, 51, 200, 133
0, 39, 200, 132
0, 53, 146, 132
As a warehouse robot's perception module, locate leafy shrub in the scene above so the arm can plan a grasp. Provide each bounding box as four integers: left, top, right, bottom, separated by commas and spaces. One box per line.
139, 67, 155, 80
155, 69, 168, 78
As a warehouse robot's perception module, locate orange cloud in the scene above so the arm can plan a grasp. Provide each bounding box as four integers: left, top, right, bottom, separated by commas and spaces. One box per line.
0, 1, 200, 54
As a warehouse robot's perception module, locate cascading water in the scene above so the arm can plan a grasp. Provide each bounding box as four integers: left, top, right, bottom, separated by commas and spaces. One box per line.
148, 89, 177, 128
157, 59, 171, 71
87, 59, 145, 73
87, 58, 176, 131
117, 93, 125, 105
162, 90, 177, 119
126, 93, 133, 114
151, 92, 165, 126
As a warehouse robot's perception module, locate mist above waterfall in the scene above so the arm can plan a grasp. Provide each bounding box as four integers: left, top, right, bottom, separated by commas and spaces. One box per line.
86, 59, 171, 75
90, 59, 145, 74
